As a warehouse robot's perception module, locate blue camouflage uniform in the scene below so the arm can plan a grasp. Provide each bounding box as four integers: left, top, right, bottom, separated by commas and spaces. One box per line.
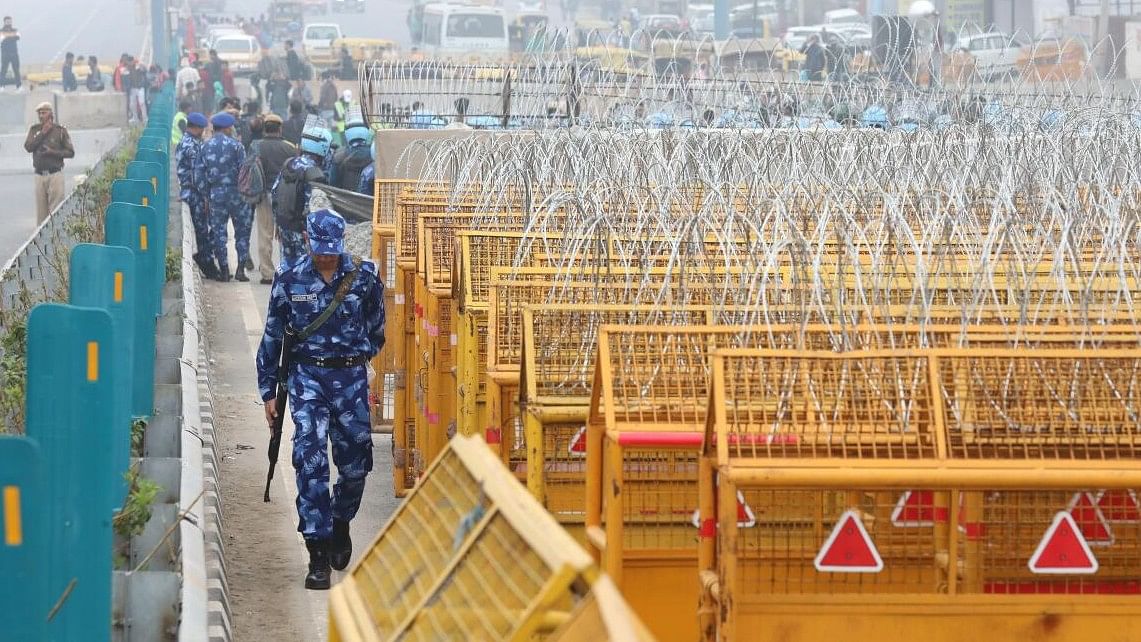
175, 130, 210, 264
255, 211, 385, 541
357, 162, 375, 196
271, 154, 328, 267
194, 130, 248, 275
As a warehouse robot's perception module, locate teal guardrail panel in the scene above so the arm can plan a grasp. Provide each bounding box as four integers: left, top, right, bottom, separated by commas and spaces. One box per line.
0, 435, 47, 641
26, 303, 116, 642
105, 203, 157, 417
109, 180, 162, 315
125, 161, 168, 267
69, 243, 136, 504
138, 135, 168, 156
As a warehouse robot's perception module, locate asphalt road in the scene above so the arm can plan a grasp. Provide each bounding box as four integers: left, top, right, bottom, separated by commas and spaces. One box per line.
0, 127, 124, 263
3, 0, 151, 71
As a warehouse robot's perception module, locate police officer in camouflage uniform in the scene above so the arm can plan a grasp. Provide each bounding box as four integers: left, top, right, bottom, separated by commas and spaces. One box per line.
193, 112, 251, 282
175, 112, 217, 280
271, 124, 331, 267
256, 208, 385, 590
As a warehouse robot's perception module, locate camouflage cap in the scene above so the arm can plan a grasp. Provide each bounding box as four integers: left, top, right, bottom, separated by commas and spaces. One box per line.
306, 208, 345, 256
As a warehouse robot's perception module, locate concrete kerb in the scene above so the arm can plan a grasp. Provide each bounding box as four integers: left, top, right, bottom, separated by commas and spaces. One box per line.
176, 194, 233, 642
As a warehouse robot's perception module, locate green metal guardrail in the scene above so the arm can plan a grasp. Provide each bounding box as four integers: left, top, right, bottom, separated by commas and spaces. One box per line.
1, 83, 176, 640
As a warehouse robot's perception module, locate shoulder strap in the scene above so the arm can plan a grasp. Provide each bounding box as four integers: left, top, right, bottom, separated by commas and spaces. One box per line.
294, 256, 361, 342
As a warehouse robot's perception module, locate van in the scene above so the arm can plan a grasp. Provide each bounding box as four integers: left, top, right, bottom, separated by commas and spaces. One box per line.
211, 35, 261, 75
420, 3, 509, 60
823, 8, 862, 25
302, 22, 344, 67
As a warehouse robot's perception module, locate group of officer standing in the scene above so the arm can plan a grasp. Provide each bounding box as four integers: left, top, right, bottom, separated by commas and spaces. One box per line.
174, 104, 379, 283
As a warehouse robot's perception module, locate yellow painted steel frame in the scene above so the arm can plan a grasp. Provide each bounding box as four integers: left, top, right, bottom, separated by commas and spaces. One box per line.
328, 435, 603, 642
700, 347, 1141, 642
549, 576, 659, 642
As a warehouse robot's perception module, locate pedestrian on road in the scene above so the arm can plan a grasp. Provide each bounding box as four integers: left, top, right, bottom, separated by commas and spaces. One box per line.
114, 54, 131, 116
271, 124, 330, 266
255, 207, 385, 591
0, 16, 21, 90
194, 112, 249, 282
23, 102, 74, 224
128, 57, 148, 123
85, 56, 105, 92
253, 113, 298, 283
282, 99, 306, 144
267, 71, 291, 118
61, 53, 78, 92
176, 112, 217, 280
800, 34, 826, 82
285, 40, 304, 86
317, 72, 337, 124
221, 61, 237, 98
332, 90, 354, 147
172, 98, 190, 146
176, 58, 199, 101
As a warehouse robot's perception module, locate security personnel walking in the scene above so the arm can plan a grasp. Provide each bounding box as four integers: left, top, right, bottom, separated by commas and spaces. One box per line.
330, 123, 372, 191
271, 123, 330, 267
175, 112, 216, 280
194, 112, 249, 281
253, 113, 299, 284
256, 208, 385, 590
23, 101, 75, 224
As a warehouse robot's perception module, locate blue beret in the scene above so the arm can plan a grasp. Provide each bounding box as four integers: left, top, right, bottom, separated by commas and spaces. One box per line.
186, 112, 208, 128
210, 112, 236, 129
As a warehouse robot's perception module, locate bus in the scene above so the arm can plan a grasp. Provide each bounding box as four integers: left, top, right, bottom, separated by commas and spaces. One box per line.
420, 3, 510, 59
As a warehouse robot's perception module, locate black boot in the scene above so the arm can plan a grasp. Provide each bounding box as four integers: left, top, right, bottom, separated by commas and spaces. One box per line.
215, 262, 231, 282
329, 519, 352, 571
234, 265, 249, 282
304, 539, 331, 590
193, 254, 218, 281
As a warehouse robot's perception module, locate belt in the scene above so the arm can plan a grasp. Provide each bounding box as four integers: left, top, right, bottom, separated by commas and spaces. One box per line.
294, 354, 369, 368
35, 168, 61, 176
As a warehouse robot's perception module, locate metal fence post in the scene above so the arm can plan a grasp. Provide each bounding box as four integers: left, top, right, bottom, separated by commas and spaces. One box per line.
0, 435, 47, 641
25, 303, 116, 642
69, 243, 137, 504
105, 202, 158, 417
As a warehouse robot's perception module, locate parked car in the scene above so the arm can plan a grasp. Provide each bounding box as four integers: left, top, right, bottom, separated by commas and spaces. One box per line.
954, 31, 1023, 81
211, 35, 261, 75
641, 14, 686, 35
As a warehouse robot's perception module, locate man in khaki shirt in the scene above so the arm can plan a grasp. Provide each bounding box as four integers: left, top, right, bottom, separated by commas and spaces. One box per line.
24, 102, 75, 224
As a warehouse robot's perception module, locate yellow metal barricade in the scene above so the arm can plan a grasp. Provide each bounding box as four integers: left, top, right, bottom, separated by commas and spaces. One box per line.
328, 434, 655, 642
699, 347, 1141, 642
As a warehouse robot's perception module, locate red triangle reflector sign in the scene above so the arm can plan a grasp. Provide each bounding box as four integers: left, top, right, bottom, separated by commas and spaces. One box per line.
1068, 493, 1114, 546
1029, 512, 1099, 575
1097, 490, 1141, 524
814, 510, 884, 573
691, 491, 757, 529
567, 426, 587, 456
891, 490, 935, 527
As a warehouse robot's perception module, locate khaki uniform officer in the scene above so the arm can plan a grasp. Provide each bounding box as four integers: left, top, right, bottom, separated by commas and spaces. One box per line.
23, 102, 75, 224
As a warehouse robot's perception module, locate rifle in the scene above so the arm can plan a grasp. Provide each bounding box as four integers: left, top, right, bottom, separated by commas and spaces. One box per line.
264, 326, 297, 502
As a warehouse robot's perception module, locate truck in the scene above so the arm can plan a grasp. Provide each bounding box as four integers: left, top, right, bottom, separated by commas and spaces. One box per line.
331, 0, 366, 12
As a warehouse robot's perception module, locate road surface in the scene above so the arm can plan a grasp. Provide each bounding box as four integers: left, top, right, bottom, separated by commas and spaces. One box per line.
0, 127, 124, 262
3, 0, 150, 71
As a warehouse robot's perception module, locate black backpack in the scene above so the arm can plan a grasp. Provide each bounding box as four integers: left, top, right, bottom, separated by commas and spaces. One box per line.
337, 146, 372, 191
274, 162, 326, 232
